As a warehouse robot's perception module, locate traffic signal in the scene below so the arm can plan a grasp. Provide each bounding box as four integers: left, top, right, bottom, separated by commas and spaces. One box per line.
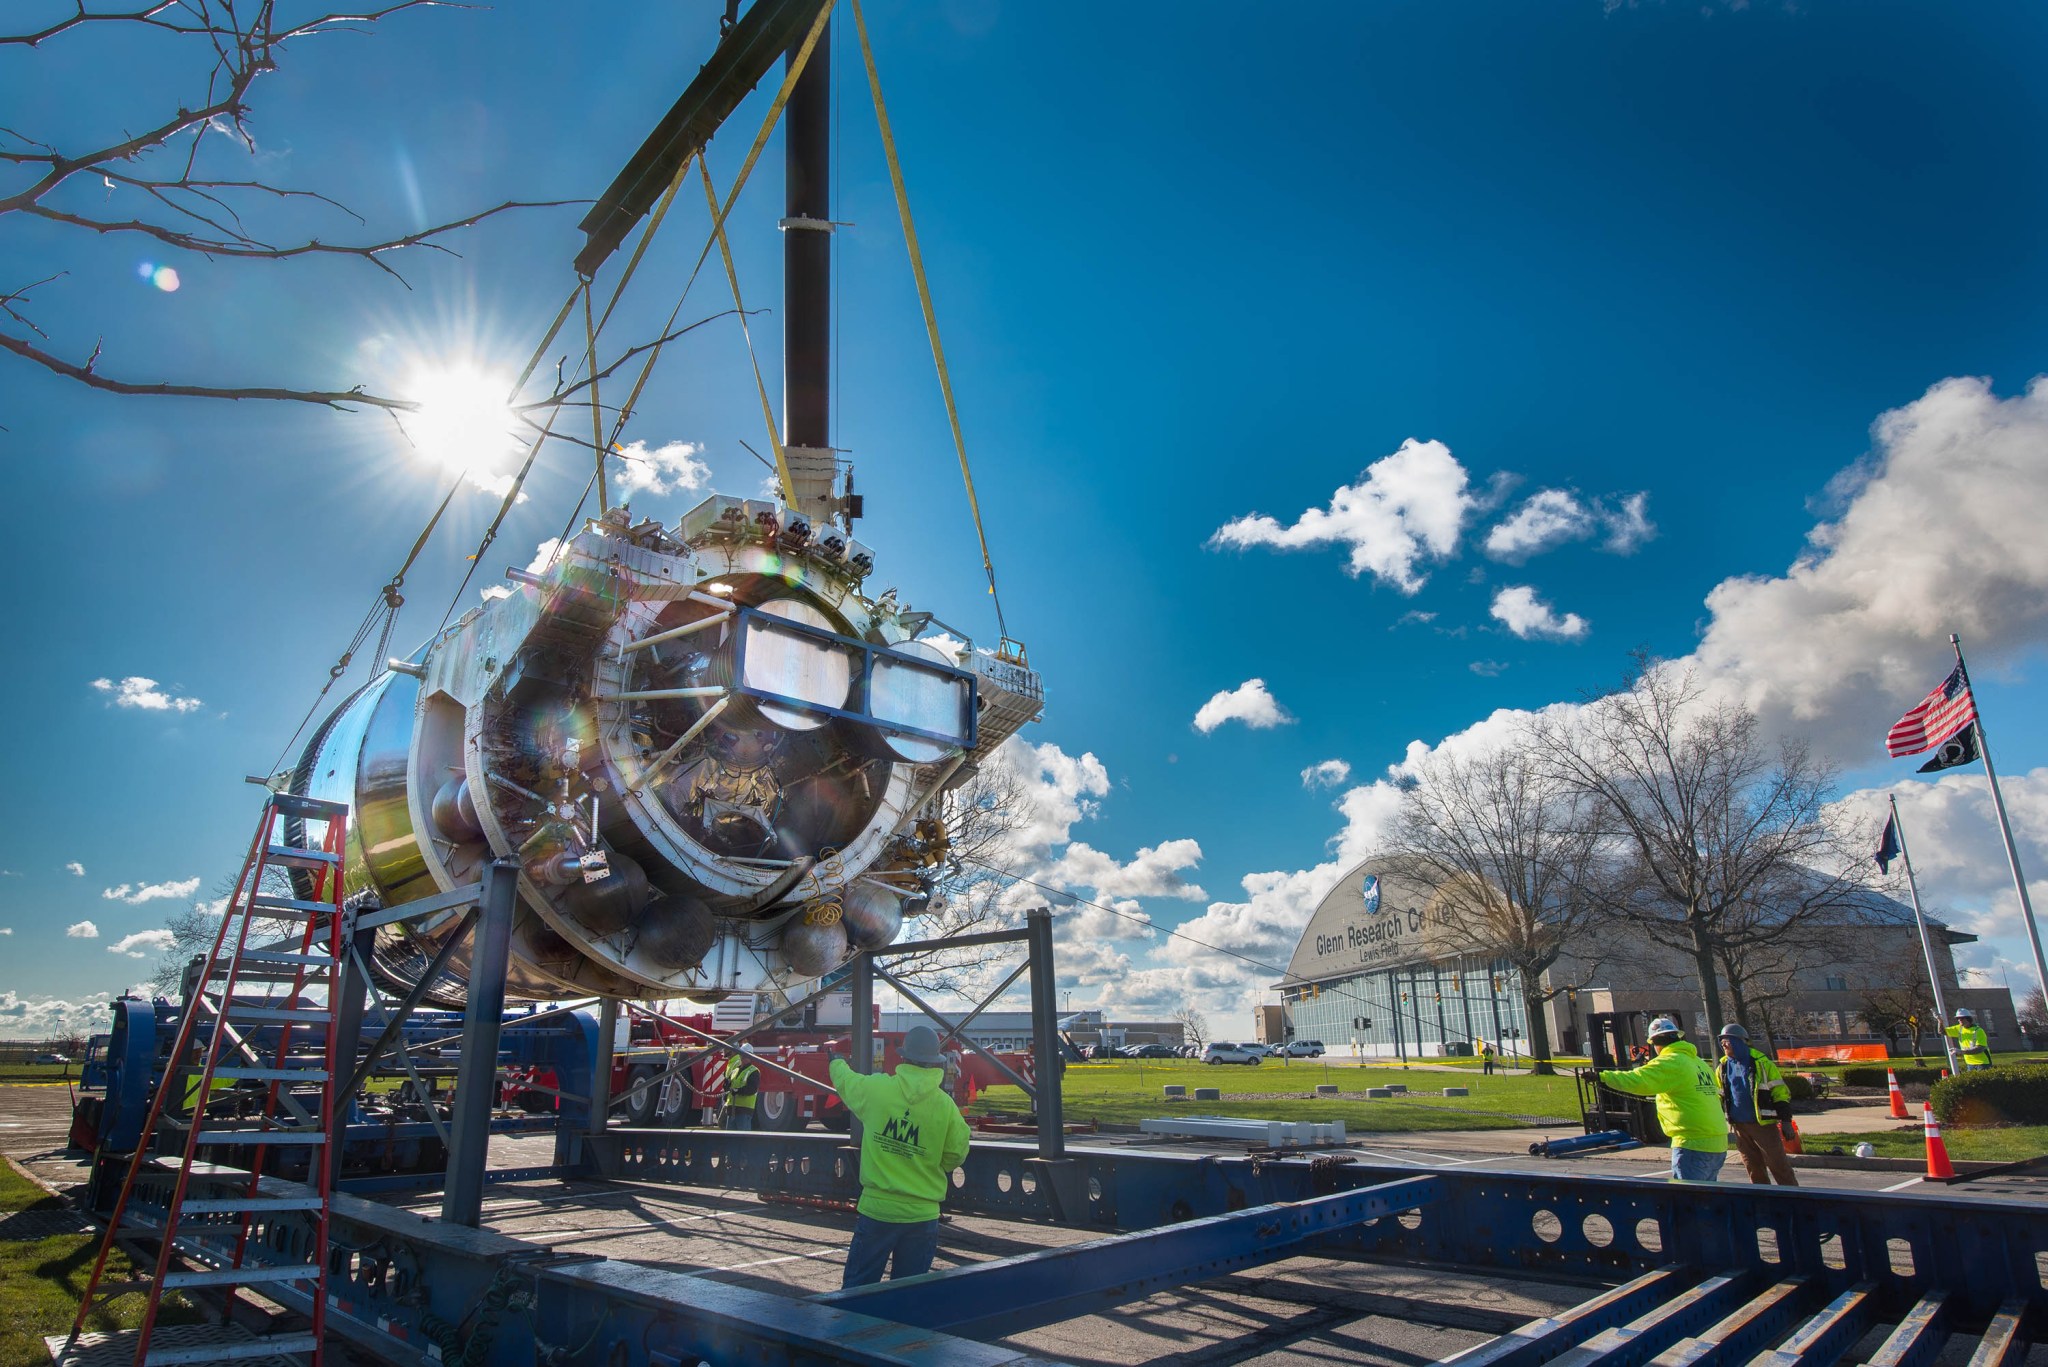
1434, 992, 1443, 1005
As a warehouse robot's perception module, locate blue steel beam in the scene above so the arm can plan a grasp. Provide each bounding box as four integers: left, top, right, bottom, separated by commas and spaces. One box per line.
536, 1261, 1066, 1367
816, 1175, 1439, 1339
1862, 1291, 1950, 1367
1748, 1283, 1877, 1367
1545, 1272, 1759, 1367
1964, 1300, 2034, 1367
1648, 1280, 1813, 1367
1441, 1267, 1701, 1367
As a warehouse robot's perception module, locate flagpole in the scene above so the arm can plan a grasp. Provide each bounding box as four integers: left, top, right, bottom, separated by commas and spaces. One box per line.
1951, 633, 2048, 1026
1888, 794, 1960, 1072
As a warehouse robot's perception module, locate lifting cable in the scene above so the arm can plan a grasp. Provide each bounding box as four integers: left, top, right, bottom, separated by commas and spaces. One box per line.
699, 154, 790, 491
850, 0, 1014, 649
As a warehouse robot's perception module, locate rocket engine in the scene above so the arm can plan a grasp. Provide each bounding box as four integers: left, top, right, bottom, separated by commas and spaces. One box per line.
290, 493, 1043, 1005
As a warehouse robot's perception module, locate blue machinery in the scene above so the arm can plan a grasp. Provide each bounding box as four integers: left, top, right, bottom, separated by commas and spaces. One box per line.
100, 1117, 2046, 1366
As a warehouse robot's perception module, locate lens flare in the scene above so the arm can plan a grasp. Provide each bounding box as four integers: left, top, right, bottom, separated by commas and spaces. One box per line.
135, 262, 180, 291
398, 362, 522, 489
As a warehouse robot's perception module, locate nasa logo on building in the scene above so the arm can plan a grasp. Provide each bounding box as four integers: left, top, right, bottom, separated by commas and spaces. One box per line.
1360, 874, 1380, 916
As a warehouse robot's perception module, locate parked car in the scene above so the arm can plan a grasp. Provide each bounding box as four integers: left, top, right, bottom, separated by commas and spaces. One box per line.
32, 1053, 69, 1066
1239, 1042, 1275, 1058
1202, 1042, 1262, 1066
1126, 1043, 1179, 1059
1280, 1040, 1325, 1058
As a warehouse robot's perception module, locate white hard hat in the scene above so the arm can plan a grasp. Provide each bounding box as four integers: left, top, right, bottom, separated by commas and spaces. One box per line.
1647, 1017, 1683, 1042
739, 1043, 757, 1055
1954, 1008, 1973, 1020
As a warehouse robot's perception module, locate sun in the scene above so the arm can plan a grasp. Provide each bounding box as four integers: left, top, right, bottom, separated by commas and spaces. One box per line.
398, 361, 523, 488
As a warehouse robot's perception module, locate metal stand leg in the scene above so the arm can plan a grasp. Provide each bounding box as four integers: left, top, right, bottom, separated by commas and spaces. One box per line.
442, 859, 516, 1227
589, 997, 617, 1140
326, 911, 377, 1187
1024, 905, 1083, 1221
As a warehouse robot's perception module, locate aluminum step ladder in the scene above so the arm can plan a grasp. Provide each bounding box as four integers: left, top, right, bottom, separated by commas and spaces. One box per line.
65, 792, 350, 1367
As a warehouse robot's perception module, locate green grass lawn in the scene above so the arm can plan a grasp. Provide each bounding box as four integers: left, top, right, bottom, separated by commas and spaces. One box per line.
968, 1059, 1584, 1132
1800, 1125, 2048, 1164
0, 1162, 198, 1367
0, 1064, 77, 1085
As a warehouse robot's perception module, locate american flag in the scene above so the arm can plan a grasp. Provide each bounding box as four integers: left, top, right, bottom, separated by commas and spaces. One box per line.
1885, 665, 1978, 758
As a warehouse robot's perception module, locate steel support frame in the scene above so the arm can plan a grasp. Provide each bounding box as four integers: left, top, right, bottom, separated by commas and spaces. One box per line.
586, 1132, 2048, 1325
100, 1143, 2046, 1367
441, 859, 518, 1226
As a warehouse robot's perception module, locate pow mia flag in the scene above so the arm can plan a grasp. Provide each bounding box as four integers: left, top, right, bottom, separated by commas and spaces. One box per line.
1918, 726, 1980, 774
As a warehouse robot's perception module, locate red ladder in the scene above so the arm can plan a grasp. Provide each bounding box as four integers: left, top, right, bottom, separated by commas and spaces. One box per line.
67, 791, 349, 1367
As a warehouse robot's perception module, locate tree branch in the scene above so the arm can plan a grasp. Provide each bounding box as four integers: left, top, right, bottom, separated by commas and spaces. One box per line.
0, 328, 416, 409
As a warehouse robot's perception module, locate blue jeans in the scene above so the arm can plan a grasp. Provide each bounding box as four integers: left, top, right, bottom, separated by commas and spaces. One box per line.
842, 1214, 940, 1288
1671, 1147, 1727, 1183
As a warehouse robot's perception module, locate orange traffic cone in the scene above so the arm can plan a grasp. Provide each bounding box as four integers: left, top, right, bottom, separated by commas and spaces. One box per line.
1922, 1102, 1955, 1180
1887, 1069, 1910, 1120
1780, 1115, 1804, 1154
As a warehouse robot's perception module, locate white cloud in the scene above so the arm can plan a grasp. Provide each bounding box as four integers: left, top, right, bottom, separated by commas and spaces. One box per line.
1603, 492, 1655, 552
0, 991, 122, 1036
1301, 759, 1352, 789
0, 928, 11, 935
102, 877, 200, 905
65, 862, 84, 876
1489, 585, 1591, 641
1045, 839, 1207, 902
1211, 438, 1474, 593
91, 676, 202, 713
1485, 489, 1656, 561
1485, 489, 1597, 560
108, 929, 176, 959
1692, 376, 2048, 759
1193, 679, 1294, 734
611, 440, 710, 498
67, 920, 99, 939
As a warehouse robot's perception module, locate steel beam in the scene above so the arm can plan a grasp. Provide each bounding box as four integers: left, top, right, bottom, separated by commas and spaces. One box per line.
1444, 1267, 1701, 1367
1025, 905, 1064, 1161
818, 1175, 1441, 1338
1748, 1283, 1876, 1367
1649, 1280, 1811, 1367
1863, 1291, 1949, 1367
1544, 1272, 1754, 1367
1965, 1300, 2034, 1367
440, 859, 515, 1226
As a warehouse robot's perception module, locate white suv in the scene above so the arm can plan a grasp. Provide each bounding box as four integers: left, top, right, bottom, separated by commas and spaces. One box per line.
1203, 1042, 1262, 1066
1280, 1040, 1324, 1058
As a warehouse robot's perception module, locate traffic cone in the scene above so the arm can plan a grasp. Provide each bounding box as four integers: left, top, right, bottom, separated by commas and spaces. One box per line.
1887, 1069, 1910, 1119
1780, 1116, 1804, 1154
1922, 1102, 1955, 1180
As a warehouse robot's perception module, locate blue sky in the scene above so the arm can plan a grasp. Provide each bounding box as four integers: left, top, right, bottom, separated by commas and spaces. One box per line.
5, 0, 2048, 1035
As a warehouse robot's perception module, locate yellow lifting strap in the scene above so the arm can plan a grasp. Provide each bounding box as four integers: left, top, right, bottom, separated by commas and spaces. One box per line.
850, 0, 1013, 645
583, 280, 608, 513
700, 156, 797, 505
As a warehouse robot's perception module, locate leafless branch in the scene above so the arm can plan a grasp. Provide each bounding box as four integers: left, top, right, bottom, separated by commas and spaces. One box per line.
0, 328, 417, 409
515, 311, 753, 410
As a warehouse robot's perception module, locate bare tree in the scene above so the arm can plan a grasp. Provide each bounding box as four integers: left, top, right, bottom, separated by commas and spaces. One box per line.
1, 1, 572, 409
1394, 734, 1607, 1075
1171, 1006, 1208, 1052
883, 760, 1032, 1000
2017, 984, 2047, 1044
149, 869, 298, 996
1540, 658, 1854, 1040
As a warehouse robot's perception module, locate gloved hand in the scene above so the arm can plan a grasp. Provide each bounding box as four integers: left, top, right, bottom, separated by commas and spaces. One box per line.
1774, 1101, 1794, 1124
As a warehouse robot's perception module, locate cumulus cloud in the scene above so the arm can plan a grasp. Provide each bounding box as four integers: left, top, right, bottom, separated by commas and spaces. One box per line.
1045, 839, 1207, 902
1193, 679, 1293, 734
611, 440, 710, 498
1692, 376, 2048, 759
1301, 759, 1352, 789
65, 862, 84, 876
108, 929, 176, 959
1484, 489, 1656, 561
1489, 586, 1591, 641
92, 676, 202, 713
102, 877, 200, 905
67, 921, 99, 938
0, 928, 11, 935
0, 991, 123, 1036
1211, 438, 1474, 593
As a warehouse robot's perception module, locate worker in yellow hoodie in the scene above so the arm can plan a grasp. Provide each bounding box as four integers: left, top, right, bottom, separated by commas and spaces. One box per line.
1596, 1017, 1728, 1183
827, 1025, 972, 1287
